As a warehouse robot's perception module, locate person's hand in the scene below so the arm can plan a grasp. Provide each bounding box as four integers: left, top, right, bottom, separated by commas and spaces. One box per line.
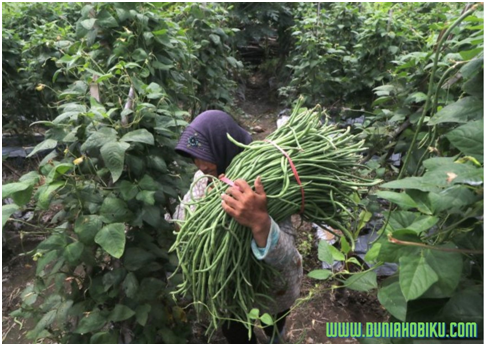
221, 176, 271, 247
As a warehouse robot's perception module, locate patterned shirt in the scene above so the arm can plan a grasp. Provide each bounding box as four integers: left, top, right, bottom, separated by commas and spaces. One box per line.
172, 170, 303, 315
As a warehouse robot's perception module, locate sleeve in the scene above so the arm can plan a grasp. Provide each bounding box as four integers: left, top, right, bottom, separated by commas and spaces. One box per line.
250, 217, 300, 272
169, 170, 208, 222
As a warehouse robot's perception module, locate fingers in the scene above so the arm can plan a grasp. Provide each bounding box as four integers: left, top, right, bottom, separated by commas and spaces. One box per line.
221, 193, 239, 209
254, 176, 265, 195
226, 186, 243, 200
234, 179, 251, 193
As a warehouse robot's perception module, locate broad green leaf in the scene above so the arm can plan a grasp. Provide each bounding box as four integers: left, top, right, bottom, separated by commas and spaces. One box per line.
109, 304, 135, 322
137, 278, 164, 301
446, 120, 483, 163
377, 277, 407, 321
364, 243, 381, 263
27, 139, 58, 158
342, 271, 377, 292
441, 287, 483, 325
248, 308, 260, 319
462, 71, 483, 98
429, 186, 478, 213
90, 332, 117, 344
260, 313, 274, 326
376, 230, 421, 263
100, 141, 130, 183
329, 245, 345, 261
381, 177, 440, 192
118, 180, 139, 200
100, 197, 130, 223
209, 34, 220, 45
138, 175, 157, 190
308, 269, 332, 280
81, 127, 118, 152
74, 310, 106, 334
120, 129, 154, 145
2, 204, 19, 228
122, 272, 139, 299
428, 97, 482, 125
357, 210, 372, 232
135, 304, 151, 326
142, 205, 161, 228
80, 18, 96, 30
103, 268, 126, 291
63, 242, 84, 263
399, 253, 439, 301
136, 190, 155, 205
460, 56, 483, 79
38, 182, 65, 210
147, 153, 168, 173
75, 215, 102, 245
36, 250, 58, 275
340, 236, 351, 255
97, 9, 118, 28
56, 300, 73, 326
375, 191, 417, 210
386, 211, 438, 234
317, 240, 333, 265
2, 182, 30, 199
26, 309, 56, 339
421, 247, 463, 299
123, 247, 156, 271
95, 223, 126, 258
406, 190, 433, 215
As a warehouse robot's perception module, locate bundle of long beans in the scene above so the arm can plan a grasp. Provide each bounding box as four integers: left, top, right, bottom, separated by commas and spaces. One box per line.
170, 99, 379, 336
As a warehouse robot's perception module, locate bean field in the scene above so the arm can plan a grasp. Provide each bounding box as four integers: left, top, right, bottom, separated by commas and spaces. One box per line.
2, 2, 483, 344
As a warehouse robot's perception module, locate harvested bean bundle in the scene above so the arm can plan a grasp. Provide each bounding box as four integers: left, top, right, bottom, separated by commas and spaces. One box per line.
170, 99, 379, 336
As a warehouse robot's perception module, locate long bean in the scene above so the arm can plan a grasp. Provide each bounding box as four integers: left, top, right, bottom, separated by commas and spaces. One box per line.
169, 98, 380, 337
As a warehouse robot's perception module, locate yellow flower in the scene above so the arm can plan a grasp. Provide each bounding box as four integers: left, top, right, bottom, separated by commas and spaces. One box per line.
36, 84, 45, 91
73, 156, 84, 165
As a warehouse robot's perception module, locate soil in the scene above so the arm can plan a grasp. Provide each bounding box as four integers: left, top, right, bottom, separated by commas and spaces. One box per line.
1, 72, 388, 344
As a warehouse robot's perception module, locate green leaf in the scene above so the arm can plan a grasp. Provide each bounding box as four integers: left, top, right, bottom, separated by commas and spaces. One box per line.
428, 97, 483, 125
123, 247, 156, 271
27, 310, 56, 339
36, 250, 58, 275
120, 129, 154, 145
375, 191, 417, 210
407, 92, 427, 103
248, 308, 260, 320
137, 278, 164, 301
421, 247, 463, 299
38, 182, 65, 210
147, 153, 168, 173
100, 197, 130, 223
209, 34, 220, 45
136, 190, 155, 205
97, 9, 118, 28
441, 287, 483, 325
118, 181, 139, 200
95, 223, 126, 258
2, 182, 30, 199
109, 304, 135, 322
135, 304, 151, 326
2, 204, 19, 228
406, 190, 433, 215
460, 56, 483, 79
429, 186, 478, 213
122, 272, 139, 299
100, 141, 130, 183
329, 245, 345, 261
364, 243, 381, 263
74, 310, 106, 334
142, 205, 161, 228
75, 215, 102, 245
342, 271, 377, 292
308, 269, 332, 280
81, 127, 118, 152
64, 242, 84, 263
317, 240, 333, 265
399, 253, 439, 301
138, 175, 157, 190
377, 277, 407, 321
90, 332, 117, 344
260, 313, 274, 326
27, 139, 57, 158
446, 119, 483, 163
340, 236, 351, 255
81, 18, 96, 30
381, 177, 440, 192
386, 211, 439, 234
56, 300, 73, 326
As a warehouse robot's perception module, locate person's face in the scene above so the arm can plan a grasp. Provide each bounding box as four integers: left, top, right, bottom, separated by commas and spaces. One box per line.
193, 157, 218, 177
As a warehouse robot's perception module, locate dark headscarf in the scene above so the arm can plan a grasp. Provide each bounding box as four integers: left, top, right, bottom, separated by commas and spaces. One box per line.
175, 110, 252, 175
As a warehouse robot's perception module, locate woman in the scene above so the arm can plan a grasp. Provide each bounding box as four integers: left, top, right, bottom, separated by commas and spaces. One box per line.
173, 110, 303, 343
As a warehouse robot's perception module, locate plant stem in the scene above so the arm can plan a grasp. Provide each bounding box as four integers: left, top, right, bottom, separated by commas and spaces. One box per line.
397, 6, 478, 179
388, 234, 483, 254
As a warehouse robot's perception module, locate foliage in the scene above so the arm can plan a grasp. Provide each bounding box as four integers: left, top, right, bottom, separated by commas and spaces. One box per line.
1, 2, 244, 342
305, 4, 484, 341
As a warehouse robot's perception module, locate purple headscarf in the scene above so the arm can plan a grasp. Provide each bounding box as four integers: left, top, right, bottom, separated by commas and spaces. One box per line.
175, 110, 252, 175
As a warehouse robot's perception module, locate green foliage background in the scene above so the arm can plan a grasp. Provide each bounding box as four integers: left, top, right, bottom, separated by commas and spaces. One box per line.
2, 2, 483, 343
